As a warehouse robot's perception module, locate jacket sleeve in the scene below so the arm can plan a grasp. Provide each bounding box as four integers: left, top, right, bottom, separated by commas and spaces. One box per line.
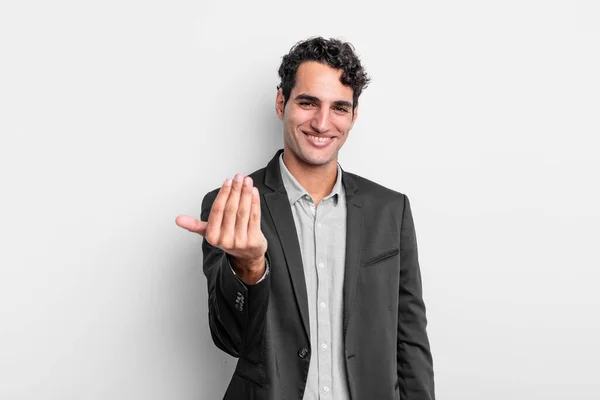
201, 189, 270, 358
397, 194, 435, 399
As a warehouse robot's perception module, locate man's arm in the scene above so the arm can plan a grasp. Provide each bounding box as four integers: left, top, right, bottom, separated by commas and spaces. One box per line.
177, 174, 270, 358
397, 194, 435, 399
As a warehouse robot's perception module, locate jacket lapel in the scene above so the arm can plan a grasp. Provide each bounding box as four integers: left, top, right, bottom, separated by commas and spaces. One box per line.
263, 150, 310, 339
342, 171, 363, 334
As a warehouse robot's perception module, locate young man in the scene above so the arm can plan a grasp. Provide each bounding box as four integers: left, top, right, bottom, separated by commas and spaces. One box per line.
176, 37, 435, 400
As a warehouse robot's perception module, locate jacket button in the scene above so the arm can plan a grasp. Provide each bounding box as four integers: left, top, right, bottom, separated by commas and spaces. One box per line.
298, 348, 309, 359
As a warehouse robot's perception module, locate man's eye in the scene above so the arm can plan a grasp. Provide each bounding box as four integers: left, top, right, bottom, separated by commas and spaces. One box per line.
334, 107, 349, 113
299, 101, 315, 107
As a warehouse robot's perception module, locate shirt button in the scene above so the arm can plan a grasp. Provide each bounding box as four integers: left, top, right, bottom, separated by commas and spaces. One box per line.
320, 302, 327, 308
318, 263, 324, 269
321, 343, 327, 350
323, 386, 330, 393
298, 348, 309, 359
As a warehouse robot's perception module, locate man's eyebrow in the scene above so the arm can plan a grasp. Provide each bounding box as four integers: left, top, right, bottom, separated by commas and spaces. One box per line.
295, 94, 353, 109
332, 100, 353, 109
294, 94, 320, 103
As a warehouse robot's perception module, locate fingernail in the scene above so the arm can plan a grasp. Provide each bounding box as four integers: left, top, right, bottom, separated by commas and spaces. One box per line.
244, 177, 252, 187
252, 187, 259, 196
224, 178, 232, 187
234, 174, 243, 183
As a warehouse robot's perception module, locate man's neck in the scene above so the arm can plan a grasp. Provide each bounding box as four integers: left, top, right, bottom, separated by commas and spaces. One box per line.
282, 151, 338, 206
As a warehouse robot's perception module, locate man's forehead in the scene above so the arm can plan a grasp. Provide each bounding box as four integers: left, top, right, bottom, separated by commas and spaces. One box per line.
293, 61, 353, 101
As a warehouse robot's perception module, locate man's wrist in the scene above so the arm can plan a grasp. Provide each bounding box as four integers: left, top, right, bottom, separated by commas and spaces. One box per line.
229, 255, 266, 284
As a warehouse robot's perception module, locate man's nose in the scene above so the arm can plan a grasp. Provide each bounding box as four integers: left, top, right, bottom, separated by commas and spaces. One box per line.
310, 107, 331, 133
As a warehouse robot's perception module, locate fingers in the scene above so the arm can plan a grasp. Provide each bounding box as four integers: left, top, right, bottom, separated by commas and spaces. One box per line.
205, 178, 232, 244
194, 173, 263, 254
175, 215, 207, 235
248, 186, 262, 237
220, 174, 245, 248
234, 176, 254, 245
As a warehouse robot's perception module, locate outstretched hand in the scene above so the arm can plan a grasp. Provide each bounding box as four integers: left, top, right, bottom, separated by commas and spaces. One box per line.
176, 174, 267, 283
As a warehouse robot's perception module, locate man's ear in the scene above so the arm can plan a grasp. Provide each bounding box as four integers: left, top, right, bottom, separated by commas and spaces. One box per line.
275, 88, 285, 120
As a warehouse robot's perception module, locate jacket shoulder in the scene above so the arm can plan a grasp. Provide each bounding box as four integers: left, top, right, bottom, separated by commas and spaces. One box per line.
345, 171, 406, 203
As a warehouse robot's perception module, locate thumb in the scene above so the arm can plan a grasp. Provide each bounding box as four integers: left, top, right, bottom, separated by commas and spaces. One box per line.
175, 215, 207, 236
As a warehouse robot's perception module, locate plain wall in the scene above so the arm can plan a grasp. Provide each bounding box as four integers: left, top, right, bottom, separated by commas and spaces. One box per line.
1, 0, 599, 399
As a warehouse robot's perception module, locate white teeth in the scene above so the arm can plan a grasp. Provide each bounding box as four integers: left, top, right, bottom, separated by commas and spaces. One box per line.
307, 134, 332, 142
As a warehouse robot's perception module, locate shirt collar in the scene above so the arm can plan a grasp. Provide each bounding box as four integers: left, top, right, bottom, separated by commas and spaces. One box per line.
278, 152, 343, 206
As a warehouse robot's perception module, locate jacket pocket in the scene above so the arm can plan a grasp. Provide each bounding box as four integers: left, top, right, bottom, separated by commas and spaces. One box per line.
233, 370, 265, 388
233, 357, 265, 388
363, 248, 399, 267
225, 372, 266, 400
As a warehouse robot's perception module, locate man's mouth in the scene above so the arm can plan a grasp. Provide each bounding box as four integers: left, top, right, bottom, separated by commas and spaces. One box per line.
304, 132, 333, 143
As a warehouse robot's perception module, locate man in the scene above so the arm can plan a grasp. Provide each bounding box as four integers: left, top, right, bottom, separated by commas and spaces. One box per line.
176, 37, 435, 399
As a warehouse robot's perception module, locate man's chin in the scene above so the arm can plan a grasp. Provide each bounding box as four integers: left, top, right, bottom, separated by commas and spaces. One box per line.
300, 152, 336, 167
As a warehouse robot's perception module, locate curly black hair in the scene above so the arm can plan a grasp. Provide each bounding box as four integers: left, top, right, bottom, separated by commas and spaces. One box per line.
277, 37, 370, 111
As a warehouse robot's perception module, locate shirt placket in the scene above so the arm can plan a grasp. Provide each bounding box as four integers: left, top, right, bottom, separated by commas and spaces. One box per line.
314, 199, 333, 399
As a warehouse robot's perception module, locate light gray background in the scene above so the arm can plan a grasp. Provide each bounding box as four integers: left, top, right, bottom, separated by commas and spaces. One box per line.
1, 1, 599, 399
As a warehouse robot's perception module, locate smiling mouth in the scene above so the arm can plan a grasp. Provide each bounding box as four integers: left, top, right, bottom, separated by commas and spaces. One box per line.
304, 132, 333, 143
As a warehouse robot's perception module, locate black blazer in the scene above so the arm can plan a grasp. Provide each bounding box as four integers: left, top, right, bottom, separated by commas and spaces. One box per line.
201, 150, 435, 399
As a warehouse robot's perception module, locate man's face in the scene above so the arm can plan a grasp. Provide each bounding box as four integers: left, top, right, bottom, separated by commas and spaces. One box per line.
276, 61, 358, 169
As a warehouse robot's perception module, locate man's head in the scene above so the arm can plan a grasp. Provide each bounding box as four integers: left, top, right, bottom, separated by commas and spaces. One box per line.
276, 37, 370, 170
277, 37, 370, 113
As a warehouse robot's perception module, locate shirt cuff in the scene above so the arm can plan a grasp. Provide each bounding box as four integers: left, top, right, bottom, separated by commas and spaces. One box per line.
228, 256, 270, 285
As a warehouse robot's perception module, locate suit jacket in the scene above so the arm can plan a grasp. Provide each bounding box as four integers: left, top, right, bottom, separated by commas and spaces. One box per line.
201, 150, 435, 400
